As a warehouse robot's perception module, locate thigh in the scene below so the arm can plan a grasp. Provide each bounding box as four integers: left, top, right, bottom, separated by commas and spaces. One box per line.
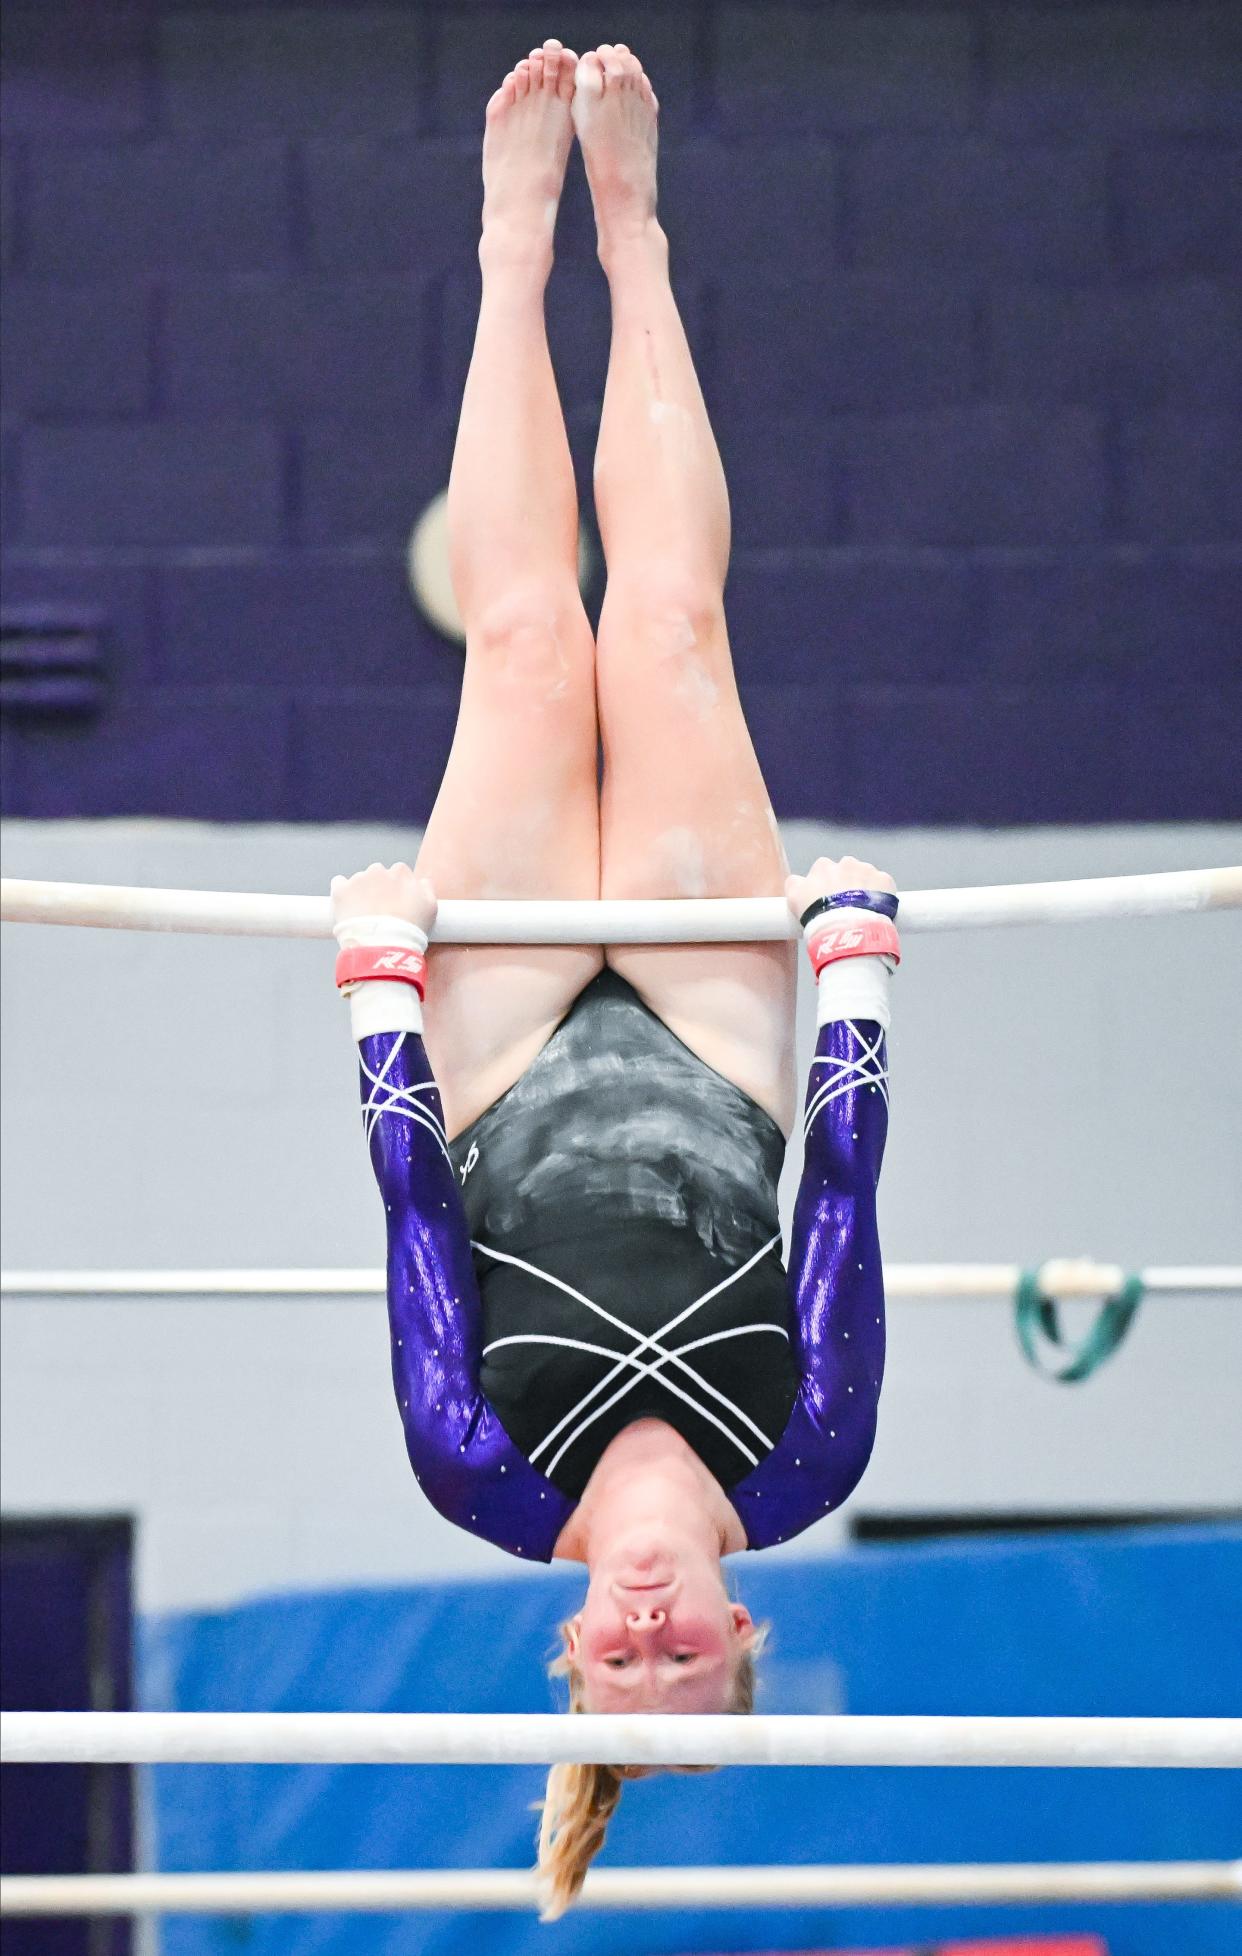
418, 593, 604, 1137
596, 587, 797, 1133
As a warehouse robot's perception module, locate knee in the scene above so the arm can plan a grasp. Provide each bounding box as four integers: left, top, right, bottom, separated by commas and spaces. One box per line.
469, 584, 593, 698
617, 565, 726, 653
605, 570, 729, 725
608, 570, 728, 700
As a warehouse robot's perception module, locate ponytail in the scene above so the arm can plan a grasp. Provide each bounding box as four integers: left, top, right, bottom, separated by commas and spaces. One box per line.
535, 1618, 767, 1918
536, 1752, 626, 1921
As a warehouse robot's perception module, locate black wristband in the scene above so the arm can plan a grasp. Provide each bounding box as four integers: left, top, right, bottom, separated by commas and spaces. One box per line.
799, 889, 900, 931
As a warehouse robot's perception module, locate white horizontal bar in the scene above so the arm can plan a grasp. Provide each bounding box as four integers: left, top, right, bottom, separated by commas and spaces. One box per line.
3, 1712, 1238, 1769
6, 1264, 1241, 1300
0, 1268, 389, 1296
2, 866, 1240, 942
3, 1861, 1239, 1916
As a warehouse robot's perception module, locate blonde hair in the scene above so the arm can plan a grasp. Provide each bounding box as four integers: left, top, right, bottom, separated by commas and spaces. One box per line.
534, 1615, 766, 1920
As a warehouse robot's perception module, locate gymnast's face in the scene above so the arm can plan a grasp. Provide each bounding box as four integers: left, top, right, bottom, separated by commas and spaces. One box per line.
568, 1548, 754, 1713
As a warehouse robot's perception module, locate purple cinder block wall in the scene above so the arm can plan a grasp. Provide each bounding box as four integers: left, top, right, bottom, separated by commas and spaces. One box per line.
1, 1, 1239, 825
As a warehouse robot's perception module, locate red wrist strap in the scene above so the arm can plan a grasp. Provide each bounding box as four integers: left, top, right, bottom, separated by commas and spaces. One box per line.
807, 916, 901, 977
334, 945, 427, 999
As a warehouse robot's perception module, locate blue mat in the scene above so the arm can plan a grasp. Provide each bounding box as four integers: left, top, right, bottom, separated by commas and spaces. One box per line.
142, 1522, 1242, 1956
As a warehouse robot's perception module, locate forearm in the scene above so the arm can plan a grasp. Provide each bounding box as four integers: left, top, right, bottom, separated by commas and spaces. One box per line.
786, 903, 895, 1450
793, 1010, 888, 1369
732, 864, 896, 1547
333, 898, 483, 1483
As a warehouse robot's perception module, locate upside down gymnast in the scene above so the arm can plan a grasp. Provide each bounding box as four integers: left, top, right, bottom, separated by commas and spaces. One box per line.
328, 41, 898, 1914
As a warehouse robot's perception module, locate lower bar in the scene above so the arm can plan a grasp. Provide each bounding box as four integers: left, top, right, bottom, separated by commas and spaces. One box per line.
5, 1263, 1240, 1299
2, 1861, 1240, 1915
3, 1712, 1239, 1769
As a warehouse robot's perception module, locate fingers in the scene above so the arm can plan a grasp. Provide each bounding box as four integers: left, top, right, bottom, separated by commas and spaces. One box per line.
328, 861, 436, 932
828, 854, 894, 892
785, 855, 898, 918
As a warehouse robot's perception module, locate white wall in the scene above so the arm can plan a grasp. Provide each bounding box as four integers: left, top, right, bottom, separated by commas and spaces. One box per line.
3, 819, 1240, 1613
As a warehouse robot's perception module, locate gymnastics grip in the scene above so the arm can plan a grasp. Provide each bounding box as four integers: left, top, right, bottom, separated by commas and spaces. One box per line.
332, 912, 429, 1039
805, 915, 901, 979
800, 892, 900, 1032
334, 944, 427, 999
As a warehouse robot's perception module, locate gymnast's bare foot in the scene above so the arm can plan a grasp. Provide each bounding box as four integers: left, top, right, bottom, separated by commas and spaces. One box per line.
481, 40, 578, 275
573, 44, 660, 258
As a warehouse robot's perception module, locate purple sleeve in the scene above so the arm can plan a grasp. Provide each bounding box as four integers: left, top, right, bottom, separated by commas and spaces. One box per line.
729, 1018, 888, 1550
357, 1030, 573, 1562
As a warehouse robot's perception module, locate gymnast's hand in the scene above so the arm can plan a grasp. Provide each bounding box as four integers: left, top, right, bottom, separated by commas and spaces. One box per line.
785, 854, 897, 920
330, 862, 438, 937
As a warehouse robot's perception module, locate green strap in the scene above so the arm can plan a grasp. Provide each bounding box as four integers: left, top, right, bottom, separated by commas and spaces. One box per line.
1013, 1269, 1146, 1383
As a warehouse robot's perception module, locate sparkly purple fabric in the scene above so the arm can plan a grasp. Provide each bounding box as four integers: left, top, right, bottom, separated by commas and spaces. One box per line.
728, 1017, 888, 1550
359, 1015, 886, 1563
358, 1030, 574, 1561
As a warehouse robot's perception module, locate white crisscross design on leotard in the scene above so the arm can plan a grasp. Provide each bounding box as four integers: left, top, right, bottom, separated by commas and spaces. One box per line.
361, 1033, 453, 1170
478, 1233, 787, 1477
803, 1019, 889, 1140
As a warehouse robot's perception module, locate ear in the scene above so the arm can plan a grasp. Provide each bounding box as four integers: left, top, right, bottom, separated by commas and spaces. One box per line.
729, 1602, 755, 1646
564, 1614, 583, 1659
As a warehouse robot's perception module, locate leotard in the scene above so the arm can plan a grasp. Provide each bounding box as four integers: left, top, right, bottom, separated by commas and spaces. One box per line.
357, 969, 888, 1560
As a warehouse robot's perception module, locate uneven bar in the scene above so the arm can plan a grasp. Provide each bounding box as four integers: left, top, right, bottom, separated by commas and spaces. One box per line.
3, 1860, 1240, 1916
4, 1263, 1241, 1300
2, 865, 1240, 943
3, 1712, 1239, 1769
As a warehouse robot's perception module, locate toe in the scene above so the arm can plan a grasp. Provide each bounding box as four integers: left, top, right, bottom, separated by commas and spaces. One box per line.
488, 71, 518, 116
513, 59, 531, 98
528, 50, 545, 88
575, 50, 604, 98
555, 47, 579, 98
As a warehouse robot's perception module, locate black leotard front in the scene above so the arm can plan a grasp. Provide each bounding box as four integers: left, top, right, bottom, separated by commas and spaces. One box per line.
448, 970, 798, 1502
357, 966, 888, 1562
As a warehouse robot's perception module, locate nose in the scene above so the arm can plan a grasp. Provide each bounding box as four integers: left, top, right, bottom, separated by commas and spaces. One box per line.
625, 1605, 666, 1634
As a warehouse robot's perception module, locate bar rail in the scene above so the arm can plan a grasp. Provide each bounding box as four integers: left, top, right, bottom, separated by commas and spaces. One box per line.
3, 1712, 1240, 1769
3, 865, 1241, 943
5, 1262, 1240, 1299
3, 1860, 1240, 1916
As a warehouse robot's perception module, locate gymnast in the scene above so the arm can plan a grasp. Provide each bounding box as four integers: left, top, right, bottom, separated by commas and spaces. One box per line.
329, 42, 897, 1913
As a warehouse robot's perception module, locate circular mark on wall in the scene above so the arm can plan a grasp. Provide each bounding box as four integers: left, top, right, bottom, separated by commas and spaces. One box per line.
407, 491, 597, 645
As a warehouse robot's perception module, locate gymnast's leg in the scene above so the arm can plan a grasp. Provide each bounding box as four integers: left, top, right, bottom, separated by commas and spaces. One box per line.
416, 41, 603, 1137
577, 46, 797, 1132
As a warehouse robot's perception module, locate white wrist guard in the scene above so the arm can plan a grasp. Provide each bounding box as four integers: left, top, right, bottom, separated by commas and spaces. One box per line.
815, 954, 894, 1031
347, 981, 423, 1041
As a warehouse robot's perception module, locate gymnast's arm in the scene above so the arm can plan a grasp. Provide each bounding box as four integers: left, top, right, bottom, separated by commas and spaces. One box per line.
332, 865, 573, 1561
729, 858, 893, 1549
783, 987, 889, 1485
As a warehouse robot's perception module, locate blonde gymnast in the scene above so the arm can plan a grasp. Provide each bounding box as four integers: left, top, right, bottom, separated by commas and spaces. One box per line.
329, 41, 898, 1914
